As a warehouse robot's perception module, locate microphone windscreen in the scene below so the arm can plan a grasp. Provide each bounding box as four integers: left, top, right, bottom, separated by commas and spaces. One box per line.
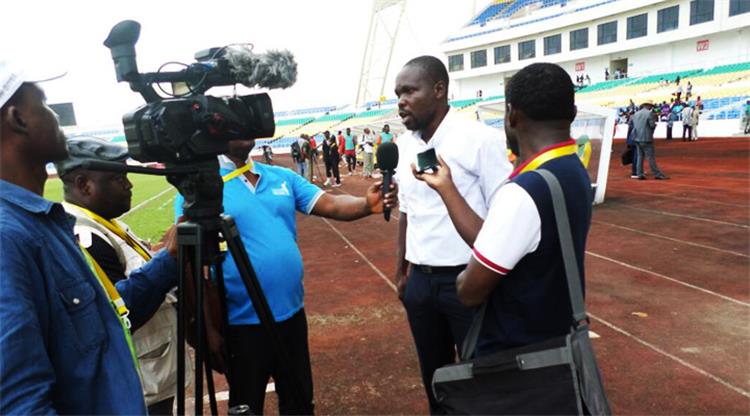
376, 142, 398, 171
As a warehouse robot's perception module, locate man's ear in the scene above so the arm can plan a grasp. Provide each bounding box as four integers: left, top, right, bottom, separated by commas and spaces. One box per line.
507, 103, 518, 128
3, 106, 29, 135
73, 173, 93, 196
433, 80, 447, 101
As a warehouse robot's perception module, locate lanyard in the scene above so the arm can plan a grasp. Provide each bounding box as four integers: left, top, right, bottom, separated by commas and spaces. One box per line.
79, 244, 140, 372
512, 139, 578, 177
67, 203, 152, 262
222, 160, 254, 182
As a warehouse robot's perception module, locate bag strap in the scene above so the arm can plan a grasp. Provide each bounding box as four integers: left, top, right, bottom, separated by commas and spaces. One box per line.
459, 169, 587, 360
534, 169, 588, 324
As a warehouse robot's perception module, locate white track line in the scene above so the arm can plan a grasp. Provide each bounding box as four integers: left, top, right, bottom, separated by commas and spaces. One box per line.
592, 220, 749, 258
318, 209, 749, 400
586, 251, 750, 307
319, 217, 398, 292
618, 204, 749, 229
589, 313, 750, 399
613, 187, 748, 209
121, 186, 175, 219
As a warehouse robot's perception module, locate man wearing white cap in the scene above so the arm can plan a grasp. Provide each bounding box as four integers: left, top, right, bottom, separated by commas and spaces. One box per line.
0, 62, 179, 414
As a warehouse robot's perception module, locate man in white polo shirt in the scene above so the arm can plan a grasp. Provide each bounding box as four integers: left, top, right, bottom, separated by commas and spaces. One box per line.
392, 55, 511, 414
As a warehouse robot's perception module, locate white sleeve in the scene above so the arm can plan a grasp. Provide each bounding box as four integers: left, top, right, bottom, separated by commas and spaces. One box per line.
472, 183, 541, 275
477, 127, 513, 206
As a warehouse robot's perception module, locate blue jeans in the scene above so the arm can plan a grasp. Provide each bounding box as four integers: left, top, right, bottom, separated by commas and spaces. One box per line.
296, 161, 306, 177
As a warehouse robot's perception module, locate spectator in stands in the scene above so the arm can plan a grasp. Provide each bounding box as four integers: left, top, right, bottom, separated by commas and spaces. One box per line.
632, 100, 669, 180
660, 102, 670, 121
173, 137, 398, 416
675, 75, 681, 85
681, 105, 693, 141
585, 74, 591, 85
675, 83, 683, 102
627, 99, 637, 114
614, 68, 622, 79
690, 105, 701, 141
743, 100, 750, 134
322, 130, 341, 187
343, 127, 357, 175
360, 128, 375, 178
686, 81, 693, 99
695, 95, 703, 110
605, 67, 610, 81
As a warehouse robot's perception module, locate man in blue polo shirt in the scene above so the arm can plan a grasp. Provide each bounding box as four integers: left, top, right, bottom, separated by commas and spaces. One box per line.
174, 137, 396, 415
414, 63, 592, 356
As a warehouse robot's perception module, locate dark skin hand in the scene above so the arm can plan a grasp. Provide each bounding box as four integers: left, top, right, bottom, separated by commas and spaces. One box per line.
410, 155, 484, 247
311, 181, 398, 220
456, 259, 502, 307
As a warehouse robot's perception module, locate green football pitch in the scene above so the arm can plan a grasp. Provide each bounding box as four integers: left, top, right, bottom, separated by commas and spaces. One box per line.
44, 174, 177, 244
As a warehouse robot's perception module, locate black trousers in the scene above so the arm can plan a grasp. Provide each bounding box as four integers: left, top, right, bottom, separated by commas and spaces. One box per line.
682, 125, 692, 140
666, 125, 673, 140
402, 266, 475, 415
147, 397, 174, 415
226, 309, 314, 415
324, 158, 340, 184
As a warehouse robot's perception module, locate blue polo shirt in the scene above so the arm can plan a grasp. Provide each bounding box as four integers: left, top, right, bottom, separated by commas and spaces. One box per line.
174, 157, 324, 325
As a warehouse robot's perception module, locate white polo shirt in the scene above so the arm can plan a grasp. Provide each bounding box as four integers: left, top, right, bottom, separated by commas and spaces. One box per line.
395, 111, 512, 266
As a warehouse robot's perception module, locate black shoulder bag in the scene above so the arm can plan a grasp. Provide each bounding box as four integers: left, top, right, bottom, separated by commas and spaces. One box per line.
432, 169, 612, 415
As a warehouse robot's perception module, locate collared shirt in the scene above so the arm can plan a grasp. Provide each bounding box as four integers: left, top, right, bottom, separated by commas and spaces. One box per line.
0, 179, 178, 415
395, 111, 512, 266
174, 156, 324, 324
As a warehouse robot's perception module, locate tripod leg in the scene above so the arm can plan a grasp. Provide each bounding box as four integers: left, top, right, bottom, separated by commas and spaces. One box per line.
219, 216, 308, 412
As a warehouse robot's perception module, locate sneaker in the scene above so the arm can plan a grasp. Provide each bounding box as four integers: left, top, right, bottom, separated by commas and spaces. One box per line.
655, 174, 670, 180
348, 172, 353, 176
630, 175, 640, 179
332, 183, 342, 187
637, 175, 647, 180
324, 179, 331, 186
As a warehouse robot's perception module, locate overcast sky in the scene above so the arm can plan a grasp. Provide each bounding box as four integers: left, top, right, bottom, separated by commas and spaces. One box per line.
2, 0, 484, 128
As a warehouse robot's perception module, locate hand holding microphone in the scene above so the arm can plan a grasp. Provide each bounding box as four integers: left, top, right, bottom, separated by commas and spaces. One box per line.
376, 142, 399, 221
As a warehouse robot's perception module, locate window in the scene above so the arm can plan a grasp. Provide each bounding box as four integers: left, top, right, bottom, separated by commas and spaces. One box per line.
658, 6, 679, 32
627, 13, 648, 39
597, 21, 617, 45
494, 45, 511, 64
518, 40, 536, 60
690, 0, 714, 25
448, 54, 464, 72
570, 28, 588, 51
470, 50, 487, 68
544, 34, 561, 55
730, 0, 750, 16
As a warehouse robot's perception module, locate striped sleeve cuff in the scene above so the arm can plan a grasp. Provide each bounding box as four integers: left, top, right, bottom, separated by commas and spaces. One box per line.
472, 248, 510, 276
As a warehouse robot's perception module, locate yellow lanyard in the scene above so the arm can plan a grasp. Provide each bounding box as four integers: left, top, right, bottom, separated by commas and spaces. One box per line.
79, 244, 140, 372
67, 203, 152, 261
222, 160, 254, 182
514, 140, 578, 177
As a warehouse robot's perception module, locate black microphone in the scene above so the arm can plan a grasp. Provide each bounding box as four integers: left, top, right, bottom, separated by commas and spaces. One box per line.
225, 46, 298, 89
376, 142, 398, 221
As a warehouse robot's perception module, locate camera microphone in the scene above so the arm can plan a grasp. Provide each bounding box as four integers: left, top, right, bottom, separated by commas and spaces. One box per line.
225, 47, 298, 90
376, 142, 398, 222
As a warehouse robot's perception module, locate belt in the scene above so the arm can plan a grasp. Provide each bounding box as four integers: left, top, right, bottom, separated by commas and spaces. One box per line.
413, 264, 467, 275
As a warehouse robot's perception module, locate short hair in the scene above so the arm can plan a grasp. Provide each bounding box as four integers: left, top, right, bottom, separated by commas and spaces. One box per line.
506, 63, 576, 122
404, 55, 449, 86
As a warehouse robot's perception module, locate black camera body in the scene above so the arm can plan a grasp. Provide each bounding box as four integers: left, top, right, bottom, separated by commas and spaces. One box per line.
104, 20, 278, 165
124, 93, 274, 164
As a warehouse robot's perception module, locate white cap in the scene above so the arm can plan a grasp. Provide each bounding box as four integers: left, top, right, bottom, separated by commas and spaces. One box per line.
0, 60, 27, 108
0, 59, 67, 108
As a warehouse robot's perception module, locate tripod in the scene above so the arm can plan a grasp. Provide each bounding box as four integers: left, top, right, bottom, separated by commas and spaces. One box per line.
174, 175, 307, 415
81, 159, 305, 415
